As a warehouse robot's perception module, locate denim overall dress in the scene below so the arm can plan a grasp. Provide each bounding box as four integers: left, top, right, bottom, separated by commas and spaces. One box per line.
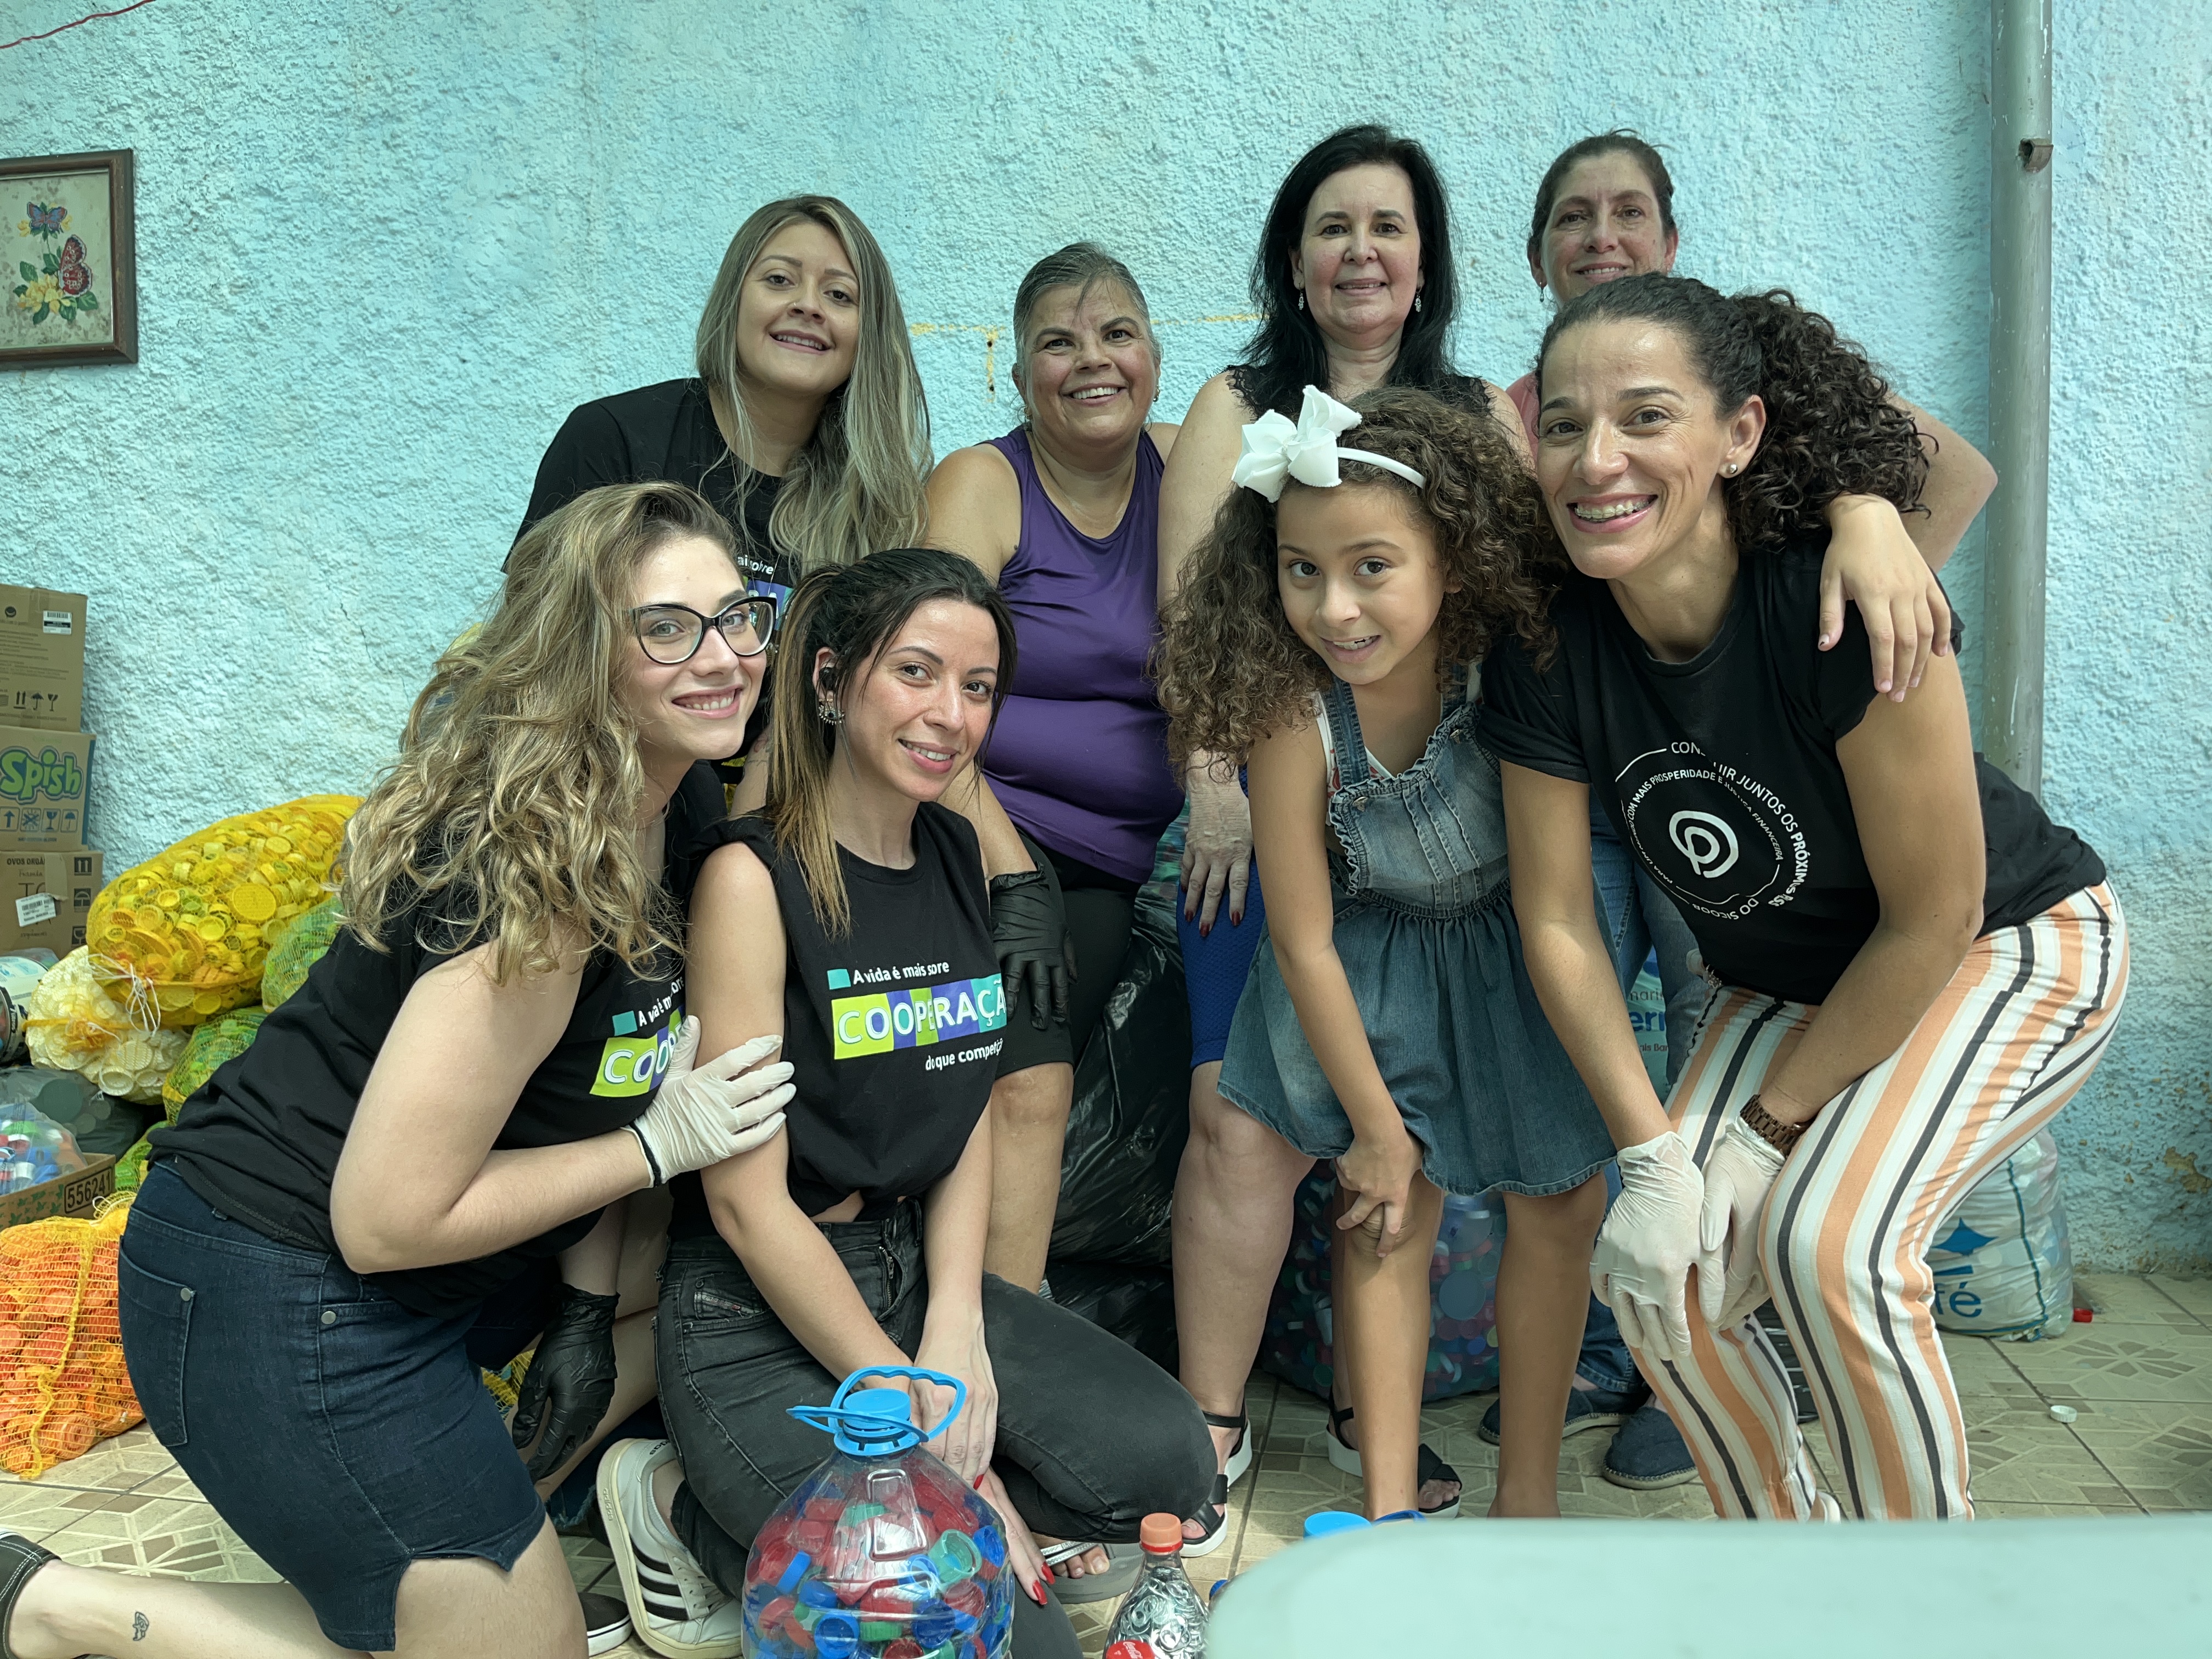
1217, 674, 1613, 1197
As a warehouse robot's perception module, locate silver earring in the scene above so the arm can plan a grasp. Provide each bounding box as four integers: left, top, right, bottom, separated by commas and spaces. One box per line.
1724, 462, 1739, 476
1413, 292, 1423, 314
1296, 291, 1305, 313
816, 699, 842, 725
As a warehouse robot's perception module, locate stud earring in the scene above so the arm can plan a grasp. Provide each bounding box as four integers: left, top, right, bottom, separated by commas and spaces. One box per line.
1724, 462, 1738, 476
816, 699, 843, 725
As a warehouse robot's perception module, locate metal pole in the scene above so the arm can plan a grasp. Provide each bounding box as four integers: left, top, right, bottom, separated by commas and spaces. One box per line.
1983, 0, 2055, 796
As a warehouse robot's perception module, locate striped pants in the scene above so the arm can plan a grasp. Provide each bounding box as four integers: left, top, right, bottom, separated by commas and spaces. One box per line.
1631, 884, 2127, 1520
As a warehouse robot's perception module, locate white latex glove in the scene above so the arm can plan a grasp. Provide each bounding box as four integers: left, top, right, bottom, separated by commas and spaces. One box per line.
1697, 1118, 1788, 1332
1592, 1130, 1706, 1365
629, 1021, 793, 1182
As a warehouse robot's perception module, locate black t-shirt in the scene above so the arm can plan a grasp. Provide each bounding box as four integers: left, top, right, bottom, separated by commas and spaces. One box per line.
150, 764, 730, 1316
668, 805, 1007, 1238
519, 377, 792, 601
1478, 534, 2104, 1005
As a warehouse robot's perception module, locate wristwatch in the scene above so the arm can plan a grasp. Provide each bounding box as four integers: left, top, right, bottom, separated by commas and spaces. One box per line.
1740, 1094, 1806, 1155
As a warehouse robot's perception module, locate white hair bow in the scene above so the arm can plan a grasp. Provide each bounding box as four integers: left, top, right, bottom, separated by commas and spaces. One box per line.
1229, 384, 1428, 503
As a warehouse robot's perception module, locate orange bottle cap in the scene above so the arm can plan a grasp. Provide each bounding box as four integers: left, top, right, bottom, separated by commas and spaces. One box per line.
1138, 1513, 1184, 1553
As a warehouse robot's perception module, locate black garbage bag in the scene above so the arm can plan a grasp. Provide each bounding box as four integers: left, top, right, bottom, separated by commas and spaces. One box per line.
1045, 1259, 1178, 1373
1046, 895, 1190, 1268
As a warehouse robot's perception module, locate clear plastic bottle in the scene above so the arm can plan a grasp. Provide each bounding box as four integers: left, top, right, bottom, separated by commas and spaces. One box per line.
1104, 1512, 1209, 1657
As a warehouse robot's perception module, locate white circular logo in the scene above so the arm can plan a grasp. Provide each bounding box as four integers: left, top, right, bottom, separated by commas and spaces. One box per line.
1668, 810, 1740, 878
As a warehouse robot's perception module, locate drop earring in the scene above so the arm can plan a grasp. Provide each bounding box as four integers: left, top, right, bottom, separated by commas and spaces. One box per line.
1296, 291, 1305, 313
1413, 292, 1423, 314
816, 699, 843, 725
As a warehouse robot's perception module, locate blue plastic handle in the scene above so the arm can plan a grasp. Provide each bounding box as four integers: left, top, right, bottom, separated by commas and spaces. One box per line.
787, 1364, 969, 1455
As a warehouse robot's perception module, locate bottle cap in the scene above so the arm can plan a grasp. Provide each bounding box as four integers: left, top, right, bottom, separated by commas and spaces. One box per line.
1302, 1510, 1370, 1538
1138, 1513, 1184, 1553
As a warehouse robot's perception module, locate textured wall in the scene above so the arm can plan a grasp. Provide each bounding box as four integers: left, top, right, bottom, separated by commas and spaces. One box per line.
0, 0, 2204, 1268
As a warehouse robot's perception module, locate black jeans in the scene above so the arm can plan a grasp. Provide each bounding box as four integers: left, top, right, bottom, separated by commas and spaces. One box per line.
657, 1201, 1212, 1656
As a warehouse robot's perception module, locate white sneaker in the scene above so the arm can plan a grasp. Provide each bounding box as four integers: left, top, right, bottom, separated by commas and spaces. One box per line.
596, 1438, 745, 1659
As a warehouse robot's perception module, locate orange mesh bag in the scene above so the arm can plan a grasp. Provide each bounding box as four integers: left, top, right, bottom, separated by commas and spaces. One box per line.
0, 1197, 141, 1477
86, 794, 360, 1029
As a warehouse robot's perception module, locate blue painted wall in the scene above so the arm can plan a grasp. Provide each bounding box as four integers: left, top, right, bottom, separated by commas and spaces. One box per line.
1, 0, 2204, 1268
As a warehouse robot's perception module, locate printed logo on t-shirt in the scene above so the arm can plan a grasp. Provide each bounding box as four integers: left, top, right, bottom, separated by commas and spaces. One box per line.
591, 981, 683, 1098
1616, 743, 1811, 922
827, 961, 1006, 1060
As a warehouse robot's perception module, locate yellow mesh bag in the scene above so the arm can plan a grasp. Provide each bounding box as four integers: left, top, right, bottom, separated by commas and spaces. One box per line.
0, 1197, 142, 1478
261, 896, 343, 1012
113, 1135, 153, 1194
160, 1007, 267, 1120
86, 795, 360, 1028
24, 949, 187, 1104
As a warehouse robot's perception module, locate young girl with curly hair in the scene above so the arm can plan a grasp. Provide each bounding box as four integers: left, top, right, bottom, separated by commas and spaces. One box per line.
1156, 386, 1615, 1525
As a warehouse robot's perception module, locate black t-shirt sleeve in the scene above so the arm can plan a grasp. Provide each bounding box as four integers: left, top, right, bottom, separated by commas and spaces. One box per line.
518, 401, 633, 542
1477, 630, 1589, 782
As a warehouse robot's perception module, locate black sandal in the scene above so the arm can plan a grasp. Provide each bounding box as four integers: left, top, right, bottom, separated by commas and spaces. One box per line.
1182, 1407, 1251, 1559
0, 1529, 59, 1659
1324, 1404, 1463, 1520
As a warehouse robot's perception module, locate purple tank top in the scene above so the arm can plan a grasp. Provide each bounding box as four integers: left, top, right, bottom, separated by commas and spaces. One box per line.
980, 428, 1183, 883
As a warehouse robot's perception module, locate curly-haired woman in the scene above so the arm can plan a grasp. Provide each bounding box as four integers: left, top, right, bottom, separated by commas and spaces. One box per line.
1156, 123, 1530, 1539
1483, 274, 2121, 1519
1156, 386, 1615, 1528
0, 484, 796, 1659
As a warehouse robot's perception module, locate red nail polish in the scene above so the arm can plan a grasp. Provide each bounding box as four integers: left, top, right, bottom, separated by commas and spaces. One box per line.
1030, 1576, 1049, 1605
973, 1473, 986, 1489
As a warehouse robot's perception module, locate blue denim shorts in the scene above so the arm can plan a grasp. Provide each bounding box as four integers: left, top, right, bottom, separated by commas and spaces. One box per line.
117, 1165, 555, 1651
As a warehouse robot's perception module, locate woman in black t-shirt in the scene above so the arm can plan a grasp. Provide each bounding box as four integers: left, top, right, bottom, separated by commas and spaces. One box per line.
589, 550, 1210, 1659
1, 485, 795, 1659
518, 195, 933, 802
1481, 274, 2124, 1523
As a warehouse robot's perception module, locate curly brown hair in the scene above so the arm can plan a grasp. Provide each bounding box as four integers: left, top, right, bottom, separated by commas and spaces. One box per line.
1534, 274, 1928, 552
1156, 386, 1558, 771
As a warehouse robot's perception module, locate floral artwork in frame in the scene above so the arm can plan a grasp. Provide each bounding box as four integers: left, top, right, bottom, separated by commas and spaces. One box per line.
1, 149, 136, 366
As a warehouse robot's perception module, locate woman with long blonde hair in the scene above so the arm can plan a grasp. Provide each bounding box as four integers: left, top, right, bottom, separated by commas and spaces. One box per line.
2, 484, 793, 1659
520, 195, 933, 802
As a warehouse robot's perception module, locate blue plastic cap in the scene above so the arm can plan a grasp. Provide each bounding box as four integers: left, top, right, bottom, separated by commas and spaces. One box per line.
1302, 1510, 1371, 1538
845, 1387, 911, 1426
813, 1612, 859, 1658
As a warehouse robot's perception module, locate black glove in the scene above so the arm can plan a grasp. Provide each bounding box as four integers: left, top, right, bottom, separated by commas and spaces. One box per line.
989, 865, 1075, 1031
510, 1283, 621, 1481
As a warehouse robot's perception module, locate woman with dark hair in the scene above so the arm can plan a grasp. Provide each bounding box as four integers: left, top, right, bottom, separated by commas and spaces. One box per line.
0, 484, 794, 1659
1158, 123, 1528, 1541
591, 549, 1211, 1659
924, 243, 1182, 1304
1482, 274, 2121, 1520
1487, 130, 2007, 1491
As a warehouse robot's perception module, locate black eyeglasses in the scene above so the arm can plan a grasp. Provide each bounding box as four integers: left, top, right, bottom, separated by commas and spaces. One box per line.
630, 597, 778, 664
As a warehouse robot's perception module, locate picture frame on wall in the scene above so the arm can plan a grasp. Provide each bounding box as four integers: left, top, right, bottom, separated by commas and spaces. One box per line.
1, 149, 136, 368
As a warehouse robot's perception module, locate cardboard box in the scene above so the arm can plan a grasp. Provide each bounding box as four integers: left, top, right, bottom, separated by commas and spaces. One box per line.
0, 1153, 116, 1229
0, 588, 87, 733
0, 850, 103, 956
0, 726, 93, 851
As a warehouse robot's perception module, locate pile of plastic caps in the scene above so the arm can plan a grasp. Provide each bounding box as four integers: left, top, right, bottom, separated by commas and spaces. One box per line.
24, 797, 358, 1104
0, 1200, 141, 1476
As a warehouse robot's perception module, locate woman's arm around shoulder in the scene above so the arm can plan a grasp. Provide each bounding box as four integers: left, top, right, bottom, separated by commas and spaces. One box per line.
923, 443, 1023, 582
1480, 378, 1533, 468
331, 941, 647, 1273
1156, 370, 1251, 607
1147, 420, 1182, 461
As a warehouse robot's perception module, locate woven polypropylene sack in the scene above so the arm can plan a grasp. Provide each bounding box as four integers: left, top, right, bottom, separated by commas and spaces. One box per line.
24, 949, 186, 1105
161, 1007, 267, 1120
86, 795, 359, 1028
261, 896, 342, 1012
0, 1198, 142, 1477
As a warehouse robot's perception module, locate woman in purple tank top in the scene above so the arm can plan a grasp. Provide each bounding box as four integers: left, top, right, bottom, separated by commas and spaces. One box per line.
926, 243, 1183, 1597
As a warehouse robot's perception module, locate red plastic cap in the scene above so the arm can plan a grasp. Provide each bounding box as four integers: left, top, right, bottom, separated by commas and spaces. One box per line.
1138, 1513, 1184, 1553
2073, 1307, 2094, 1322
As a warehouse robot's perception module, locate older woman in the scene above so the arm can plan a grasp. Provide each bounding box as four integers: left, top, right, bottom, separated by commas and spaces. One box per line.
1156, 123, 1532, 1545
1486, 131, 2002, 1492
924, 243, 1187, 1594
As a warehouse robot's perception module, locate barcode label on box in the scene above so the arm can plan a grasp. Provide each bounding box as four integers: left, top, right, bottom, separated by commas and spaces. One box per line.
39, 612, 73, 635
14, 893, 55, 926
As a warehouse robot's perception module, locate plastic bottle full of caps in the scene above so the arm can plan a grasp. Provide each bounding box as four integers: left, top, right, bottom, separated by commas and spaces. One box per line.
1103, 1512, 1209, 1657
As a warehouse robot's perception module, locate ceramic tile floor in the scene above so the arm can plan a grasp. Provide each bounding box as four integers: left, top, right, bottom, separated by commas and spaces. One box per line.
2, 1271, 2205, 1658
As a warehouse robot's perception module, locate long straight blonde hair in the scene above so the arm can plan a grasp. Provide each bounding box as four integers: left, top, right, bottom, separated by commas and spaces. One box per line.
695, 196, 931, 575
343, 482, 737, 980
